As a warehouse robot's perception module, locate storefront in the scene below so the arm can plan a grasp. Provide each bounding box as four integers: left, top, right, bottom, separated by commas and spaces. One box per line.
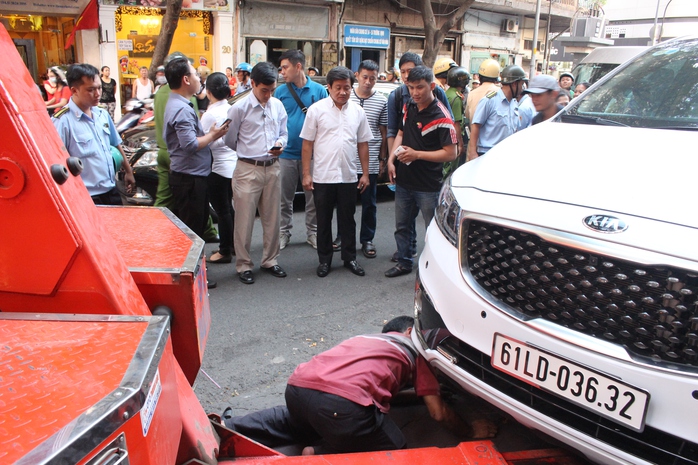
94, 0, 233, 118
0, 0, 90, 84
100, 0, 231, 103
240, 0, 337, 74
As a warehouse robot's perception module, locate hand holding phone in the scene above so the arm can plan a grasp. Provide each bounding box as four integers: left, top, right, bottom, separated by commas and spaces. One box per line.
219, 118, 231, 128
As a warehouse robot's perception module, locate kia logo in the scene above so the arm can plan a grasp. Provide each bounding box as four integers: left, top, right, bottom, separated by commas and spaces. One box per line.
583, 215, 628, 233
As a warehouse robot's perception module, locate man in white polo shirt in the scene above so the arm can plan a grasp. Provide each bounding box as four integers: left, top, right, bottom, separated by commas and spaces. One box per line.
300, 66, 373, 278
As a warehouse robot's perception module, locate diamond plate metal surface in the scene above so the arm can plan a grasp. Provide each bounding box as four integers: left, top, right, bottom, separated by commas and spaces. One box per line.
0, 319, 148, 463
98, 206, 198, 271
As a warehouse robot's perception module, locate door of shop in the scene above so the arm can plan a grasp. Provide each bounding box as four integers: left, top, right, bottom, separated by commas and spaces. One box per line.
348, 48, 381, 71
13, 39, 37, 82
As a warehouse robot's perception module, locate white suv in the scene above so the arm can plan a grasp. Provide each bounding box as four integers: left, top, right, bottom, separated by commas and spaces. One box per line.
413, 37, 698, 465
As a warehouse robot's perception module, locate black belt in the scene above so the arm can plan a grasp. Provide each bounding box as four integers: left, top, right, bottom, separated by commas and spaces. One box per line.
238, 157, 277, 167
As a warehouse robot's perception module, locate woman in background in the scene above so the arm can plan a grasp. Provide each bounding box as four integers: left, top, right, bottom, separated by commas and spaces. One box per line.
45, 67, 70, 115
201, 72, 237, 263
99, 66, 118, 120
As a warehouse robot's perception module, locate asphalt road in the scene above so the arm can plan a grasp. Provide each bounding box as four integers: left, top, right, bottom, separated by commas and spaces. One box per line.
192, 194, 591, 462
195, 191, 420, 415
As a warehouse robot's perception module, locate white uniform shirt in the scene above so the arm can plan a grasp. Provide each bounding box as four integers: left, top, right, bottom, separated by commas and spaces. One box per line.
299, 97, 373, 184
224, 91, 288, 161
201, 99, 237, 178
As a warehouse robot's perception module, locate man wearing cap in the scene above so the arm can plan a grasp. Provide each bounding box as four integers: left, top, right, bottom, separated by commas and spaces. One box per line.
154, 66, 167, 93
559, 72, 575, 99
525, 74, 564, 125
386, 67, 399, 83
468, 65, 527, 161
464, 59, 500, 126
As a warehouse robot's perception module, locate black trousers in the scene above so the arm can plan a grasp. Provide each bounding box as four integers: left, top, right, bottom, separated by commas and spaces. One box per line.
225, 385, 405, 454
91, 187, 122, 206
169, 171, 209, 239
207, 172, 235, 256
314, 182, 357, 265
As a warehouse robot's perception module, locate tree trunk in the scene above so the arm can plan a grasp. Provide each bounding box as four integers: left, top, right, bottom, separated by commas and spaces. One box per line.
149, 0, 184, 79
420, 0, 476, 68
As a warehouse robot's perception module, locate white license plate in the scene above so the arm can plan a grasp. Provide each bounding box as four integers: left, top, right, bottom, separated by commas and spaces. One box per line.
491, 333, 650, 431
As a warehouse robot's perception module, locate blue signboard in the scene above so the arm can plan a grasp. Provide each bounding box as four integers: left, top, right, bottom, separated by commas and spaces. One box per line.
343, 24, 390, 49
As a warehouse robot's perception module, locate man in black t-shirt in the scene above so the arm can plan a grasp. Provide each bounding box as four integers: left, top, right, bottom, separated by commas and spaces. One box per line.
385, 66, 458, 278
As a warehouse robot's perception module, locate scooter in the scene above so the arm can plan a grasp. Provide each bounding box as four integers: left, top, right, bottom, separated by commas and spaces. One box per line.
116, 97, 153, 135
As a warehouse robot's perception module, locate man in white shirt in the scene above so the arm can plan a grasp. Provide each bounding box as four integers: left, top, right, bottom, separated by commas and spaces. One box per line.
225, 62, 289, 285
300, 67, 372, 278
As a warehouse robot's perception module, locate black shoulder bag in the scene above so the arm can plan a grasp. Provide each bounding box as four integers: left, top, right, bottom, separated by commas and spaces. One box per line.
286, 82, 307, 114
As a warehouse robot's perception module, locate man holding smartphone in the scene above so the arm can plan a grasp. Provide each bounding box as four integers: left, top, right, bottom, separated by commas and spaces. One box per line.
163, 58, 229, 244
225, 62, 288, 285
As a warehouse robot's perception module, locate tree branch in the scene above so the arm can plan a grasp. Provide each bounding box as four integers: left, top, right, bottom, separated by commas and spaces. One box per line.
149, 0, 184, 79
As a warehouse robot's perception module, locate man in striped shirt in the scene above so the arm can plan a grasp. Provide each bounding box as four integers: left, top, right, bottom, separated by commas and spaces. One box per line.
385, 66, 457, 278
349, 60, 388, 259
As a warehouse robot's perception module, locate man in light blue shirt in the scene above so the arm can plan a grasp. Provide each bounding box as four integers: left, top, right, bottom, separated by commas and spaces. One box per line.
225, 62, 289, 285
53, 63, 135, 205
468, 65, 527, 160
275, 49, 327, 250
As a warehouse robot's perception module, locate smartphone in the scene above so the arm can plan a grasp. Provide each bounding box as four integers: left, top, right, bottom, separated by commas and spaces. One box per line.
270, 144, 283, 150
220, 118, 231, 127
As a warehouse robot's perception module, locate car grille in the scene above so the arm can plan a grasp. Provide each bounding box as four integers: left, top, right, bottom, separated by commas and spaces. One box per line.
462, 220, 698, 369
438, 335, 698, 465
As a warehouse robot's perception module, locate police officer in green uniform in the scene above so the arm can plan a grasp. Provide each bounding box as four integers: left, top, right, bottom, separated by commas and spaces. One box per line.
443, 66, 470, 176
468, 65, 527, 161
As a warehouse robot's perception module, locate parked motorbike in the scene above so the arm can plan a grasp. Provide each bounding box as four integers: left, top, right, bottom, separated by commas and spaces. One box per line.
116, 98, 153, 135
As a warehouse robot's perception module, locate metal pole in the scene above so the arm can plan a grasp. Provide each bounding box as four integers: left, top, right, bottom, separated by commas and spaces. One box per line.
530, 0, 542, 78
542, 0, 553, 75
652, 0, 661, 45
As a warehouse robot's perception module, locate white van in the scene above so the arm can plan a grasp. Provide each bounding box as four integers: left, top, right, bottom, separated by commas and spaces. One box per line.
572, 45, 647, 85
415, 37, 698, 464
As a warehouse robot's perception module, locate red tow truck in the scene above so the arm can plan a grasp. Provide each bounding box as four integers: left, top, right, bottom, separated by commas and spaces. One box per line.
0, 23, 583, 465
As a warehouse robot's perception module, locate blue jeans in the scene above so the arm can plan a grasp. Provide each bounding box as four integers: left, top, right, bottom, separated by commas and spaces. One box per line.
394, 185, 439, 269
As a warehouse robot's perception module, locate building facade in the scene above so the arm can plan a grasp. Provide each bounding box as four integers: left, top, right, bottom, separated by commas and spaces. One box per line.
604, 0, 698, 46
4, 0, 582, 119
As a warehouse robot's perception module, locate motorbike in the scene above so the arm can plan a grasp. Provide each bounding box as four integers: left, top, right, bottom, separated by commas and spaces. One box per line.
116, 98, 154, 135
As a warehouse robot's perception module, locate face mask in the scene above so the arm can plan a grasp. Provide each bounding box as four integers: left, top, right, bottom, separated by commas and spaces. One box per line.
156, 76, 167, 85
49, 77, 56, 84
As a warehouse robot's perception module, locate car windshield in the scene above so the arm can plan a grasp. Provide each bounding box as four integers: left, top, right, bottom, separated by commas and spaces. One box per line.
562, 38, 698, 129
572, 63, 618, 85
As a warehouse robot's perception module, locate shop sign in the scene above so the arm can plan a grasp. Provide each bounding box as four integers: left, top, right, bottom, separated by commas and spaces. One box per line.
242, 1, 328, 41
118, 39, 133, 51
128, 34, 158, 57
0, 0, 90, 16
101, 0, 231, 12
343, 25, 390, 49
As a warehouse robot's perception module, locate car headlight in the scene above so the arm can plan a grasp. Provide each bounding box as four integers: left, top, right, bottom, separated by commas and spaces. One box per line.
133, 150, 158, 168
434, 177, 462, 247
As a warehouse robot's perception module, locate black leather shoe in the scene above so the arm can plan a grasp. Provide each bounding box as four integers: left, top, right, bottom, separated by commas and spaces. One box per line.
207, 280, 217, 289
344, 260, 365, 276
261, 264, 287, 278
332, 237, 341, 252
385, 265, 412, 278
317, 263, 330, 277
238, 270, 255, 284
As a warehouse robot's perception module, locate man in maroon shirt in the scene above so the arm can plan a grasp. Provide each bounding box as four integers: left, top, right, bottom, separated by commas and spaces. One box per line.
223, 316, 496, 454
